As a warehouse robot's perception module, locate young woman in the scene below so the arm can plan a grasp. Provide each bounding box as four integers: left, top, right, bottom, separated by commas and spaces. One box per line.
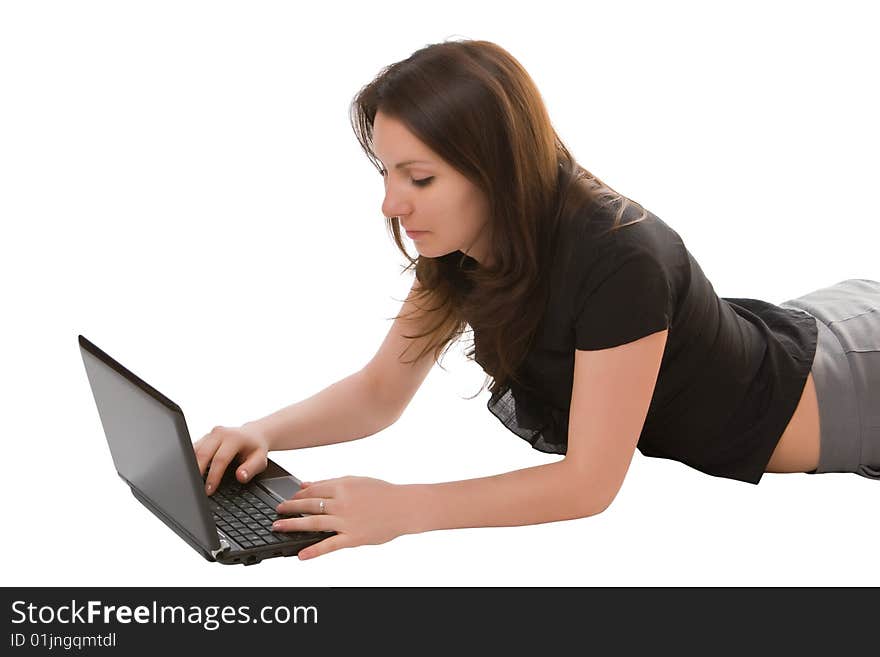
193, 39, 880, 561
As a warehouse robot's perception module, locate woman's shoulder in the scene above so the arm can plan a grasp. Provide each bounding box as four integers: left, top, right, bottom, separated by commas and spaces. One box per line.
554, 199, 670, 275
557, 197, 652, 246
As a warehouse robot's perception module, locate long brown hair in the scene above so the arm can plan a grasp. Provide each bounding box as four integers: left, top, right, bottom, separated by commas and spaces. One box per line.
350, 38, 647, 400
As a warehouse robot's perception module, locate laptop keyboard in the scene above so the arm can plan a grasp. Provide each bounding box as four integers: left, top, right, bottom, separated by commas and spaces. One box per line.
206, 479, 305, 549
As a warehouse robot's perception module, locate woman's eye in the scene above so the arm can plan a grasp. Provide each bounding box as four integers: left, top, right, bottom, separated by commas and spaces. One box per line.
378, 168, 432, 188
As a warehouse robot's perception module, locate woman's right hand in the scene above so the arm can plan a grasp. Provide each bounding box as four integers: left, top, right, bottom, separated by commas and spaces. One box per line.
193, 422, 271, 495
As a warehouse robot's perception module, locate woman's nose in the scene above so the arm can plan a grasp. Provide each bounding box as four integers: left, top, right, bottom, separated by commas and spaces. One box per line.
382, 194, 411, 221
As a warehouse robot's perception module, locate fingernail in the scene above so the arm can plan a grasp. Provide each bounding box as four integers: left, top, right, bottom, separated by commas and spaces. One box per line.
240, 469, 248, 480
272, 522, 280, 530
206, 483, 213, 493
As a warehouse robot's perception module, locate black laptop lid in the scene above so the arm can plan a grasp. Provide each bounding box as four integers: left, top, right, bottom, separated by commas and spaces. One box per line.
78, 335, 218, 552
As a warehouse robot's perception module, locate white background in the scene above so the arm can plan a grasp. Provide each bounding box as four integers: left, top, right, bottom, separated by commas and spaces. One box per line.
2, 0, 877, 586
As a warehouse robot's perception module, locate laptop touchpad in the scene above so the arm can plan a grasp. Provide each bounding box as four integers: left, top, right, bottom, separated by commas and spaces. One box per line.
258, 476, 301, 502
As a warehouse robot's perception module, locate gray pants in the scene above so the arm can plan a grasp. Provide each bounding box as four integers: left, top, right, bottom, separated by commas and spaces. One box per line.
779, 279, 880, 478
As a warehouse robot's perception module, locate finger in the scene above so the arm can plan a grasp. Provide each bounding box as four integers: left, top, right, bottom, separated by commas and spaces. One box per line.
272, 514, 334, 533
194, 425, 225, 452
236, 449, 268, 483
276, 497, 328, 515
293, 481, 333, 499
298, 535, 347, 561
205, 442, 239, 494
299, 478, 330, 489
193, 435, 220, 476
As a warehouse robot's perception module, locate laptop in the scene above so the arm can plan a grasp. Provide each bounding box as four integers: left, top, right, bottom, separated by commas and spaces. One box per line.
78, 334, 334, 566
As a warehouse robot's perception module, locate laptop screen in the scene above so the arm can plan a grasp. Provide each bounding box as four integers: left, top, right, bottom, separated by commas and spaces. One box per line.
78, 335, 218, 552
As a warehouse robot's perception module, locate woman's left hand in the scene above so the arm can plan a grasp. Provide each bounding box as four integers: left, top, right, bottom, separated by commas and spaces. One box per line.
273, 476, 416, 561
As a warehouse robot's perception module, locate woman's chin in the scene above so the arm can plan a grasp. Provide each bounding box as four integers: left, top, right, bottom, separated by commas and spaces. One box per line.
413, 243, 441, 257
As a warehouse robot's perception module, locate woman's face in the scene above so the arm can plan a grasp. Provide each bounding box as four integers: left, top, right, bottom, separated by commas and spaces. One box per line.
372, 110, 493, 265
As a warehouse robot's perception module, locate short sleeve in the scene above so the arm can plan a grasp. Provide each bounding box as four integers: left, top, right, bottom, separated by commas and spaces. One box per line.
573, 241, 672, 351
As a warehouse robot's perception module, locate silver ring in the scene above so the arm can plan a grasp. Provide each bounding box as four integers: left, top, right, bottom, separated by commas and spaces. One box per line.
319, 499, 325, 514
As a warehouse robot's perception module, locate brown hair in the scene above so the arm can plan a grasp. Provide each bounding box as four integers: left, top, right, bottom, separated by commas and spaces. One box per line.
350, 38, 647, 400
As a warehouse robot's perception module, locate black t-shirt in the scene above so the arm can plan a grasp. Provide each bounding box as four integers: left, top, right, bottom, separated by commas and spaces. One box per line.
468, 201, 818, 485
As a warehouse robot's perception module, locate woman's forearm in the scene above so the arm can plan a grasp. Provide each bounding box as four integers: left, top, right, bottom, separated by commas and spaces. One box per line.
399, 460, 608, 535
247, 370, 400, 451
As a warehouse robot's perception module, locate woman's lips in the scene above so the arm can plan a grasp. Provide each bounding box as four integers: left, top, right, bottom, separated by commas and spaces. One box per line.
405, 230, 429, 239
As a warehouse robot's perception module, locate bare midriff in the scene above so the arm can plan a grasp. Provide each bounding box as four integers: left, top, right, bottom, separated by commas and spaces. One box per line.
765, 371, 821, 473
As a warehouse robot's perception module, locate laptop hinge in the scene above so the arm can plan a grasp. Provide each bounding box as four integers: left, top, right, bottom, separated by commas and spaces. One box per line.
211, 538, 231, 559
